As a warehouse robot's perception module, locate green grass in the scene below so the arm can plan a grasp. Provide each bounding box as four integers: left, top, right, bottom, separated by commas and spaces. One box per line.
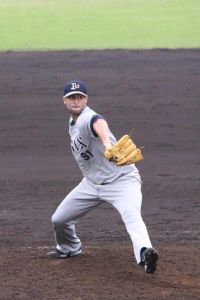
0, 0, 200, 50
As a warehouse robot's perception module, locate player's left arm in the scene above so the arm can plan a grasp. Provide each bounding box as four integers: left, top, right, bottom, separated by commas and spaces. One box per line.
92, 119, 112, 149
93, 118, 143, 165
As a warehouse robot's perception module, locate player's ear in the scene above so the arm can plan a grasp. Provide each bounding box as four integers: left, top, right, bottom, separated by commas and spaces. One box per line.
63, 96, 67, 104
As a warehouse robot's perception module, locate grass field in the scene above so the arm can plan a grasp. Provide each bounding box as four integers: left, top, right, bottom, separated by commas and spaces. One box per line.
0, 0, 200, 51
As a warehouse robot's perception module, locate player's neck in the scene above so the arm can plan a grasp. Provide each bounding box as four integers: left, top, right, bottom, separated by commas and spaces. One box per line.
71, 114, 79, 123
70, 106, 87, 123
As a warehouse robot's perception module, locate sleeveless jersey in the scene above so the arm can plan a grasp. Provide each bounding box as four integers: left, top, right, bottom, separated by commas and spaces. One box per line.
68, 106, 140, 185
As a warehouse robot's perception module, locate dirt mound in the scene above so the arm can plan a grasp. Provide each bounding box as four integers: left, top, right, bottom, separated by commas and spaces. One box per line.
0, 50, 199, 299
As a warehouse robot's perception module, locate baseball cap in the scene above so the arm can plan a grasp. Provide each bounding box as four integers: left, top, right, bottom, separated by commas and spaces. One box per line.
64, 80, 87, 97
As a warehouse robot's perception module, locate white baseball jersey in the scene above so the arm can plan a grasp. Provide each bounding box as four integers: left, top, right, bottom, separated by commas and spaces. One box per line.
68, 106, 141, 185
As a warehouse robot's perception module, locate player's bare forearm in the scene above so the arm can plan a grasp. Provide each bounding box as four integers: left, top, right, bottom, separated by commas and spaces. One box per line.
93, 119, 112, 149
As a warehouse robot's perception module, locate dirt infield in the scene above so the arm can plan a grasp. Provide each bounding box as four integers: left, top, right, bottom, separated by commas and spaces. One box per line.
0, 50, 200, 300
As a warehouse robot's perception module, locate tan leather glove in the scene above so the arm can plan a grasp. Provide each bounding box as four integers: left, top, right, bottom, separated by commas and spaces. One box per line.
104, 135, 143, 166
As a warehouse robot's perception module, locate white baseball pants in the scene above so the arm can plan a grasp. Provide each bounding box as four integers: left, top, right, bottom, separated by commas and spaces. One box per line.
51, 172, 152, 263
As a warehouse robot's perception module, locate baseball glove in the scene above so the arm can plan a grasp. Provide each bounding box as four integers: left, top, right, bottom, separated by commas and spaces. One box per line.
104, 135, 143, 166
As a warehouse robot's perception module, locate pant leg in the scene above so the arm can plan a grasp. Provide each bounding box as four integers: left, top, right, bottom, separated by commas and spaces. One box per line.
100, 173, 152, 263
51, 178, 102, 254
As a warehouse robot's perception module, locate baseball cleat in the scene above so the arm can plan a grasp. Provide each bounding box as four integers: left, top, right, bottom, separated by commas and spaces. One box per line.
140, 247, 159, 274
47, 248, 82, 259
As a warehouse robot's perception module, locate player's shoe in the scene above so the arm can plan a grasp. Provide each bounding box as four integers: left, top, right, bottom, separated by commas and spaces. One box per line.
47, 248, 82, 259
139, 247, 159, 274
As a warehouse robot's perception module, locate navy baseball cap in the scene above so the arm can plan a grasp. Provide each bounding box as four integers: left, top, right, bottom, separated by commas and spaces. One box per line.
64, 80, 87, 97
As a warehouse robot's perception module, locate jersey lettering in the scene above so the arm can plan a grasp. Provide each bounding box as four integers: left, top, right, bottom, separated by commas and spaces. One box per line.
71, 136, 94, 160
71, 136, 87, 152
80, 151, 93, 160
77, 138, 87, 147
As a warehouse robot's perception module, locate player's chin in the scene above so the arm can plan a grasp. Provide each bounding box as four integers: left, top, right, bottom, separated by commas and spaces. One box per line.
70, 108, 83, 115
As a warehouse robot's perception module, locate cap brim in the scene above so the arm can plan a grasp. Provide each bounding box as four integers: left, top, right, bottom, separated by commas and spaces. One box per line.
64, 91, 87, 97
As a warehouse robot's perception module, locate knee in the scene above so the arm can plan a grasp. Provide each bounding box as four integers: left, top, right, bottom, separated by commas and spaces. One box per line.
51, 210, 72, 227
51, 212, 63, 227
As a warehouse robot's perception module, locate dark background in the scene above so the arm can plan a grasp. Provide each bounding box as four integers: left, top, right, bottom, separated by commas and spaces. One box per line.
0, 50, 200, 299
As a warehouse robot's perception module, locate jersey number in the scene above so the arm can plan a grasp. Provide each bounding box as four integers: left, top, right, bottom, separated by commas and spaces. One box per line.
80, 150, 93, 160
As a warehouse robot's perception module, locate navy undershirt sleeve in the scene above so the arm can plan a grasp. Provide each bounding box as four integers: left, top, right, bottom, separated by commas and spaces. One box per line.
90, 115, 105, 137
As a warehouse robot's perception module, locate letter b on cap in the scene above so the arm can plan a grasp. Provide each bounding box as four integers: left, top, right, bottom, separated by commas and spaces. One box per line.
71, 82, 80, 90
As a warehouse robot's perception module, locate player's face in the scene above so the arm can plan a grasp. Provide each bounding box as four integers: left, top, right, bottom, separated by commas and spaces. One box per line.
63, 94, 88, 115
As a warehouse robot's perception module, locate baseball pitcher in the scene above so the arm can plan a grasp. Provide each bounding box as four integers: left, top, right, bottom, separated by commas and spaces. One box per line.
47, 80, 159, 274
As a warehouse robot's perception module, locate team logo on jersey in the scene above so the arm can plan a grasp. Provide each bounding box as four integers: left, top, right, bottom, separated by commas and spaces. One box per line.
71, 82, 80, 90
71, 136, 87, 152
71, 136, 93, 160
